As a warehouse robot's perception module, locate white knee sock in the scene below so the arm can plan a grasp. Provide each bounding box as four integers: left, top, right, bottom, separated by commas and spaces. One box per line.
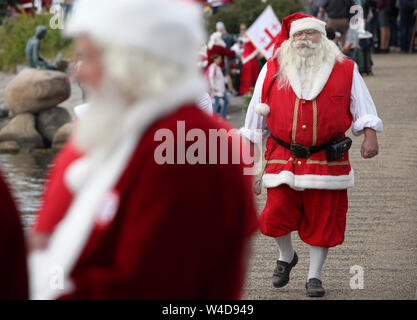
308, 245, 329, 281
274, 233, 294, 263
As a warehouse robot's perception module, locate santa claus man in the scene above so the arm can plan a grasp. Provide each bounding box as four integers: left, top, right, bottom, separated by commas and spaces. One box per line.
239, 23, 260, 96
28, 0, 257, 300
240, 13, 382, 297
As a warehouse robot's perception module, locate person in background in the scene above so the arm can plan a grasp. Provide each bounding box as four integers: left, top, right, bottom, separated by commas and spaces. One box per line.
376, 0, 391, 53
216, 21, 237, 94
62, 0, 73, 15
230, 38, 244, 96
208, 53, 229, 118
319, 0, 355, 44
0, 171, 28, 300
19, 0, 34, 14
28, 0, 257, 300
206, 31, 236, 74
389, 0, 400, 51
399, 0, 417, 52
216, 21, 235, 49
239, 23, 260, 96
309, 0, 321, 17
7, 0, 18, 16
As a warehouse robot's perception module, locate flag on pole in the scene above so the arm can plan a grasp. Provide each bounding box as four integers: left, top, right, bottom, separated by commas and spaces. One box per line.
246, 6, 281, 59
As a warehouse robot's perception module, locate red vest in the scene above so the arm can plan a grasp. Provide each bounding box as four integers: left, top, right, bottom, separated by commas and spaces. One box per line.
261, 57, 355, 189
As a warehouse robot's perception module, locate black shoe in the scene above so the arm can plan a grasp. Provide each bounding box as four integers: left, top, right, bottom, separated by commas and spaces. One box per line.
306, 278, 325, 297
272, 252, 298, 288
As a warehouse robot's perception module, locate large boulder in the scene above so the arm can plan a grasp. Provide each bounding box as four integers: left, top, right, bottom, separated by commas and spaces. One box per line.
37, 106, 72, 144
5, 69, 71, 115
0, 113, 44, 149
52, 122, 73, 150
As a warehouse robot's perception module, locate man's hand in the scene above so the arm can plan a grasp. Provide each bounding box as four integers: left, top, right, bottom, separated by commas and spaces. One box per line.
27, 232, 50, 252
413, 9, 417, 16
361, 128, 379, 159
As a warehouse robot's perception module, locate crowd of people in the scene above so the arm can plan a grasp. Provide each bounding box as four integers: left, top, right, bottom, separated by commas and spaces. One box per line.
2, 0, 74, 16
201, 21, 262, 118
309, 0, 417, 54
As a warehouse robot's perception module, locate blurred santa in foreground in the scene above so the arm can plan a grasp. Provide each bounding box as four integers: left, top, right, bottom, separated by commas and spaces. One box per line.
28, 0, 257, 300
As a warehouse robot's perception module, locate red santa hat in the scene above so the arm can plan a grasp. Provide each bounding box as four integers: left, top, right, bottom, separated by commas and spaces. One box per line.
65, 0, 205, 69
272, 12, 326, 56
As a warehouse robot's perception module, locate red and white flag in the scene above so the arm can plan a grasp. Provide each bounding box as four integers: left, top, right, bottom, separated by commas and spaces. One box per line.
246, 6, 281, 59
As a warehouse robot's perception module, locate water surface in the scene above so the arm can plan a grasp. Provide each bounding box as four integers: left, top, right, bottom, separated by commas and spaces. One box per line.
0, 151, 57, 230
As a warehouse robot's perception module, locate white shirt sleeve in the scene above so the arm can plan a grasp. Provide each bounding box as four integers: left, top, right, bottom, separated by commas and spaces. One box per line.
350, 64, 383, 136
196, 92, 213, 115
239, 63, 268, 143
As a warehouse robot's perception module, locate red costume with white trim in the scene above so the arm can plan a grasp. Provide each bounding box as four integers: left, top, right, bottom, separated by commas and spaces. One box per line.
257, 13, 355, 247
239, 37, 260, 95
259, 55, 354, 247
262, 57, 355, 187
33, 106, 258, 299
19, 0, 34, 14
29, 0, 258, 300
206, 44, 235, 71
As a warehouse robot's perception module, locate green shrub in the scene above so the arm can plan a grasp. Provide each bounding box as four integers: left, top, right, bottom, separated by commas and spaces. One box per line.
0, 12, 72, 72
207, 0, 306, 35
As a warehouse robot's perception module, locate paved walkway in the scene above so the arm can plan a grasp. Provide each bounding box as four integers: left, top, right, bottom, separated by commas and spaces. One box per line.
228, 53, 417, 300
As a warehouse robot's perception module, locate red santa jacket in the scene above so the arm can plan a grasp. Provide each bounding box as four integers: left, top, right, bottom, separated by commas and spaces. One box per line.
0, 171, 28, 299
34, 105, 258, 299
34, 141, 83, 234
261, 57, 355, 190
241, 38, 258, 65
239, 38, 260, 95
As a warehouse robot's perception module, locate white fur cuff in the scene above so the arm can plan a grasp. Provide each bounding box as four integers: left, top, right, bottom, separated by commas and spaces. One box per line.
289, 17, 326, 37
255, 103, 270, 116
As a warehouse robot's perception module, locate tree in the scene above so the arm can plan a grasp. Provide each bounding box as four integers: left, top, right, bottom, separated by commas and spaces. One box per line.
206, 0, 306, 35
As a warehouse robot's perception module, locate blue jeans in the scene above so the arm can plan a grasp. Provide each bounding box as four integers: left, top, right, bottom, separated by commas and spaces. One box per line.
213, 94, 229, 118
63, 5, 72, 16
399, 3, 416, 52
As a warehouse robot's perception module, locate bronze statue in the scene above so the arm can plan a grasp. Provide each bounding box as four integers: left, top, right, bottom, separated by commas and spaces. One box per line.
25, 26, 57, 70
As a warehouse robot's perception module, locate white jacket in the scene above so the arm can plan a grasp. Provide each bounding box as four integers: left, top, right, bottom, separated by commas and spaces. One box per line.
208, 63, 226, 98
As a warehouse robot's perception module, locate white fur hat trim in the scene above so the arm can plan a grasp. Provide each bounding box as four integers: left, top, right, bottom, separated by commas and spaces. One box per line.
255, 103, 270, 116
289, 17, 326, 37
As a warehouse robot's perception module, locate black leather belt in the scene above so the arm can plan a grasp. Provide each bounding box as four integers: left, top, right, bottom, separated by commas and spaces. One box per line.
270, 133, 337, 158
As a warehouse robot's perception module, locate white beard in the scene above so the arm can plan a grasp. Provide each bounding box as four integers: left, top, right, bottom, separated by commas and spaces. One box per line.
276, 36, 344, 92
73, 77, 132, 153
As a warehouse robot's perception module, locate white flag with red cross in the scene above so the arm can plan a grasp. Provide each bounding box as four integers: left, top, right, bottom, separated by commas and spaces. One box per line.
246, 6, 281, 59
